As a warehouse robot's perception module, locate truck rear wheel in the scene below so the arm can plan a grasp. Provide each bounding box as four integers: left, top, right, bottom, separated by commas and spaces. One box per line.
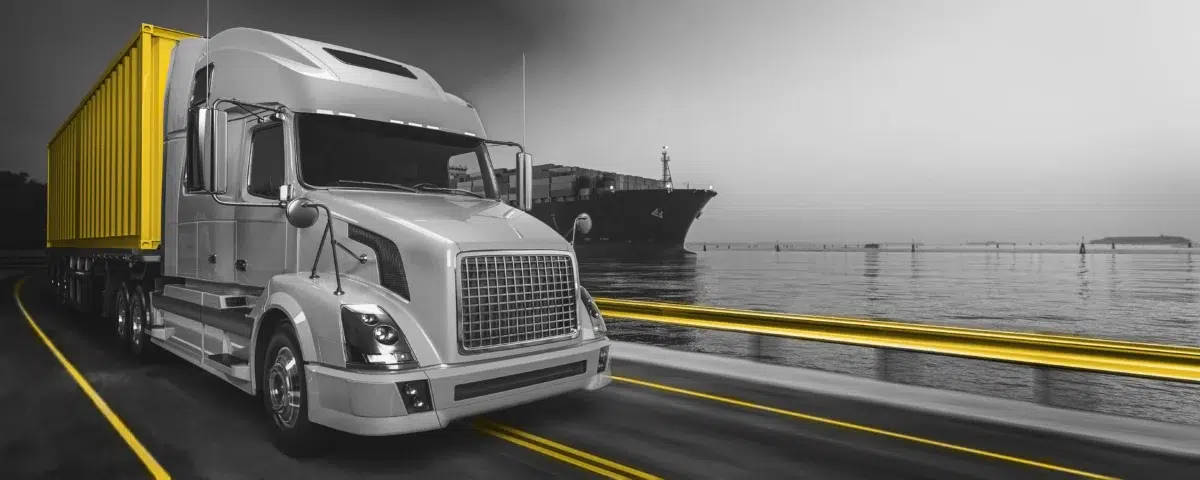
114, 283, 132, 345
262, 322, 326, 457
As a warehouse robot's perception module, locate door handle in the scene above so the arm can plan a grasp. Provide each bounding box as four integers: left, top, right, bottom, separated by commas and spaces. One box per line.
235, 259, 247, 271
208, 254, 217, 264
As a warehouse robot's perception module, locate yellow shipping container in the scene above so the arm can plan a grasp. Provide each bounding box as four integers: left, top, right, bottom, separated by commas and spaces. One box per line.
46, 24, 198, 251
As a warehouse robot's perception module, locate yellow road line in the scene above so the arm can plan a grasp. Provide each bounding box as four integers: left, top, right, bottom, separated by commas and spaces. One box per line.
475, 419, 662, 480
14, 277, 170, 480
612, 376, 1118, 480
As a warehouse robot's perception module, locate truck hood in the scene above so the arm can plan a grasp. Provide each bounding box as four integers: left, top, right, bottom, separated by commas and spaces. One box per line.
308, 189, 571, 252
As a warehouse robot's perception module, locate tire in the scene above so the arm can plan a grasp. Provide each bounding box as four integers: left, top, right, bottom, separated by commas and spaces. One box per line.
51, 266, 63, 305
262, 322, 326, 457
56, 266, 69, 307
115, 282, 132, 345
128, 284, 155, 361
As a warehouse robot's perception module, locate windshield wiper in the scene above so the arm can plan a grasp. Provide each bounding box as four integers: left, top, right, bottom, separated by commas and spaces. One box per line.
413, 184, 485, 199
334, 179, 418, 192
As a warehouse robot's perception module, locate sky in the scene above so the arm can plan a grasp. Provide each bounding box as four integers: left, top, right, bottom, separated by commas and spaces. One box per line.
2, 0, 1198, 244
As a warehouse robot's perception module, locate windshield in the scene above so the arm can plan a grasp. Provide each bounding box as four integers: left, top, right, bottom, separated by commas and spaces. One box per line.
295, 113, 498, 199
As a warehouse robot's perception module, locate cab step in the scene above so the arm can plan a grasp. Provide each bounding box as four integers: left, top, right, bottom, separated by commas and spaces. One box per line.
147, 326, 175, 341
207, 353, 251, 381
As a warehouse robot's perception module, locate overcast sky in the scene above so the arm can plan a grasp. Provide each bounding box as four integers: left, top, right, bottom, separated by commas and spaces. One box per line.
3, 0, 1198, 244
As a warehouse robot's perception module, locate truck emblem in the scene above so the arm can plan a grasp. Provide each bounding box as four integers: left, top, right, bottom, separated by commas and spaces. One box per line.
650, 208, 664, 218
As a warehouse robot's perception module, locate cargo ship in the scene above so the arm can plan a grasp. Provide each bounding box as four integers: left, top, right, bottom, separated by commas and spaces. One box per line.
454, 147, 717, 258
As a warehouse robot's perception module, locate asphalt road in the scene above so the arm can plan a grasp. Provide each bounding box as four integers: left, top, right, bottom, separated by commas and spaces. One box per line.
3, 271, 1200, 479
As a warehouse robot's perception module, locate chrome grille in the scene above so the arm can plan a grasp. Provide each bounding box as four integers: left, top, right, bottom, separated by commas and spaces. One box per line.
458, 253, 578, 352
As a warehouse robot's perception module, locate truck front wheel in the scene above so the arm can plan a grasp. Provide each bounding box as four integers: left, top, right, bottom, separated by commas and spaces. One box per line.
262, 322, 326, 457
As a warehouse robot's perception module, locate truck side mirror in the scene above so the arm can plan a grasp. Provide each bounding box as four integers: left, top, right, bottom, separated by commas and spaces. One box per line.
284, 198, 319, 229
574, 213, 592, 235
515, 152, 533, 211
198, 107, 228, 194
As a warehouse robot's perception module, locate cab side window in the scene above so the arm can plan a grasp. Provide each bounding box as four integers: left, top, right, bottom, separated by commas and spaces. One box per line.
184, 64, 213, 192
247, 125, 286, 199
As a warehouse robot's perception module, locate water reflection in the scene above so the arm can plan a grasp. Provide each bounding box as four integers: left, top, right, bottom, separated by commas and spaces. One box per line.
1108, 254, 1119, 302
578, 255, 701, 347
1189, 254, 1196, 303
910, 252, 920, 281
579, 254, 701, 303
863, 251, 881, 303
1078, 254, 1090, 300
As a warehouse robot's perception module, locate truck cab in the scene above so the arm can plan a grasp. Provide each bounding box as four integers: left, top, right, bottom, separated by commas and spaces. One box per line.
140, 27, 608, 455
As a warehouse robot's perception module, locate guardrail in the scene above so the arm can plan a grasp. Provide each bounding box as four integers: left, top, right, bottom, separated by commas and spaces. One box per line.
594, 298, 1200, 396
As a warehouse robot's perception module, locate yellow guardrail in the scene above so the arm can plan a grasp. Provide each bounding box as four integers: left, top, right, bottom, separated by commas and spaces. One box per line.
594, 297, 1200, 383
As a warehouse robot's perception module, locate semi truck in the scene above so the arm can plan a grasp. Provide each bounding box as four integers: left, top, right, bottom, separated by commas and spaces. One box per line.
46, 24, 611, 457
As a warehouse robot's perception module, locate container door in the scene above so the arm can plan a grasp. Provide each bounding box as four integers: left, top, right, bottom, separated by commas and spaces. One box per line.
236, 122, 292, 287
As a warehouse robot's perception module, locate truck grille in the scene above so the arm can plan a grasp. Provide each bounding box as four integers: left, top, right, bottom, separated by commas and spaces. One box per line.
458, 253, 578, 352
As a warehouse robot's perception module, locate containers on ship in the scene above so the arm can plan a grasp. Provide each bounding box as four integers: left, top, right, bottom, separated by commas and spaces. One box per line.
549, 174, 575, 197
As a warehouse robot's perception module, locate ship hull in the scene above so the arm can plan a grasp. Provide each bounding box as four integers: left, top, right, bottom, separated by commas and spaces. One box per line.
529, 189, 717, 259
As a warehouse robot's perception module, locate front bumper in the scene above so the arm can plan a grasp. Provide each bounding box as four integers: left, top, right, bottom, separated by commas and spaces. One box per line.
306, 338, 611, 436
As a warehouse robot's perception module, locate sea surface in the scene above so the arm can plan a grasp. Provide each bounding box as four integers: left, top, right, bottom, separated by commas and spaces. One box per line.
579, 249, 1200, 425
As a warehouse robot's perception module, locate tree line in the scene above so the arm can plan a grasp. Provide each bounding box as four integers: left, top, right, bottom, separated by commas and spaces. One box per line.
0, 171, 47, 250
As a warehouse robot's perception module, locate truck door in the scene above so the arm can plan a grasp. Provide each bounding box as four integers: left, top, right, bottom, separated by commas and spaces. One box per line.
235, 121, 293, 286
177, 64, 236, 283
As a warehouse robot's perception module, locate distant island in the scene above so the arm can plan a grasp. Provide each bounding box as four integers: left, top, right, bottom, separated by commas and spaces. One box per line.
1089, 235, 1192, 245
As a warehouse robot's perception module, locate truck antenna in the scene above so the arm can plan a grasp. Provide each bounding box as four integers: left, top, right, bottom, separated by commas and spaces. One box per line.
522, 53, 526, 148
205, 0, 210, 108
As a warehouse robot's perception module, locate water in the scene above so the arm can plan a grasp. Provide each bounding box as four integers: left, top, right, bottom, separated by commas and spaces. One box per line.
579, 250, 1200, 425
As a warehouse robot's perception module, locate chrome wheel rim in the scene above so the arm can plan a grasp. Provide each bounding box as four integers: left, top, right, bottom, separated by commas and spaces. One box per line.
130, 296, 144, 350
115, 291, 129, 339
267, 346, 301, 429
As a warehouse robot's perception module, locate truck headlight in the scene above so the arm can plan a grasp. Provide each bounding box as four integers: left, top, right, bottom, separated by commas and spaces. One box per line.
579, 287, 607, 337
341, 304, 417, 370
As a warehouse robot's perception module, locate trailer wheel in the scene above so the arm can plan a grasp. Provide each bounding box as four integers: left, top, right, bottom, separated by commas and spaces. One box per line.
55, 266, 68, 306
262, 321, 326, 457
114, 282, 132, 345
128, 284, 154, 360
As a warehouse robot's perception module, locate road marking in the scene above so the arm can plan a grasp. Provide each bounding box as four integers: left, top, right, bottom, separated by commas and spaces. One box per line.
612, 376, 1118, 480
475, 419, 662, 480
13, 278, 171, 480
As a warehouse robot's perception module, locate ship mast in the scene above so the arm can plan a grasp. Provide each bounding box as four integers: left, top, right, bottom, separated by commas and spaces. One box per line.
661, 146, 673, 188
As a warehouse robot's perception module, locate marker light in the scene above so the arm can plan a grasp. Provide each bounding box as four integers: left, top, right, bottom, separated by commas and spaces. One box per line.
579, 287, 607, 337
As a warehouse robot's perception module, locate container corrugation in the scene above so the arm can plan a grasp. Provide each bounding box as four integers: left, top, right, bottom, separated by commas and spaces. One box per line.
47, 24, 198, 251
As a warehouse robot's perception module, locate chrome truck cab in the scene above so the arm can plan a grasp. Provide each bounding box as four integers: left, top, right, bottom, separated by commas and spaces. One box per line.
153, 28, 610, 456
